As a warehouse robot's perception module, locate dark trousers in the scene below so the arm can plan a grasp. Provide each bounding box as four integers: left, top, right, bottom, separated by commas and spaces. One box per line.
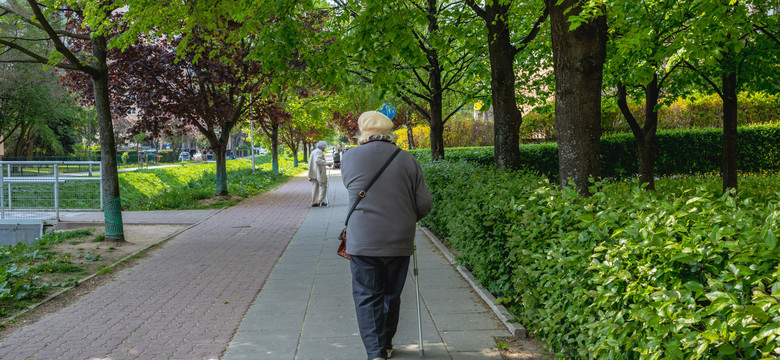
350, 255, 410, 360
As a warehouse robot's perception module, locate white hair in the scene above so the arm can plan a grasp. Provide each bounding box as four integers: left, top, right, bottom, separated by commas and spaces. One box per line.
357, 133, 397, 145
315, 141, 327, 150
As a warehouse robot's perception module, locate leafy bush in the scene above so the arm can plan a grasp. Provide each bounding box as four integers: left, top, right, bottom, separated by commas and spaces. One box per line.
412, 124, 780, 181
395, 126, 431, 150
394, 117, 494, 150
419, 160, 780, 358
529, 91, 780, 141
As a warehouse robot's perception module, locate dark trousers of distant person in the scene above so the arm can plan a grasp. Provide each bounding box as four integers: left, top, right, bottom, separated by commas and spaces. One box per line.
350, 255, 410, 360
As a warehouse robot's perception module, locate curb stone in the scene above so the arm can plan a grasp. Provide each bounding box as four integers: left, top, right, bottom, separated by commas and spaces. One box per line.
419, 225, 527, 339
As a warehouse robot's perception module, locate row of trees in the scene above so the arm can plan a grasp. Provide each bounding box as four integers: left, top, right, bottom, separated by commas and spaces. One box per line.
2, 0, 778, 240
0, 62, 85, 158
0, 0, 335, 241
327, 0, 778, 195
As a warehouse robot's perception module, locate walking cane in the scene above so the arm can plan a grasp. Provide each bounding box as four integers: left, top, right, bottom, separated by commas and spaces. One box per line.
413, 240, 424, 356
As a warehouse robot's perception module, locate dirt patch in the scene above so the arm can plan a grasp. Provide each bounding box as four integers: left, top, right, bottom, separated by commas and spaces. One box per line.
198, 195, 238, 207
0, 224, 186, 336
496, 336, 550, 359
34, 224, 186, 285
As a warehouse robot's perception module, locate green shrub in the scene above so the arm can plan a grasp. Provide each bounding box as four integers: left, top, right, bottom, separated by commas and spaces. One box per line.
419, 160, 780, 358
413, 124, 780, 181
531, 91, 780, 140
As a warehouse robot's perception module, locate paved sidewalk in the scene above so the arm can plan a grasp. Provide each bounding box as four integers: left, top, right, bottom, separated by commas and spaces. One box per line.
0, 175, 313, 359
223, 170, 509, 360
0, 170, 511, 360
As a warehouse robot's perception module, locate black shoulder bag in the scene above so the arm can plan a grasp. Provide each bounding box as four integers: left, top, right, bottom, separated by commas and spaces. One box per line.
337, 148, 402, 259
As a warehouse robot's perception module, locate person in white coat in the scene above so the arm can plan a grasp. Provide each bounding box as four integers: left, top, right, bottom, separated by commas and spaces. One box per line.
308, 141, 328, 207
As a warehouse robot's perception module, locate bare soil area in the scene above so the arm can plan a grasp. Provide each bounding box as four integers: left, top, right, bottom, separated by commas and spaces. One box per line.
496, 335, 550, 359
36, 224, 186, 285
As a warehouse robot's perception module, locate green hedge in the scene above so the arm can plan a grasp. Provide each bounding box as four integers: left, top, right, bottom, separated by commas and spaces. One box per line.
418, 159, 780, 358
411, 124, 780, 181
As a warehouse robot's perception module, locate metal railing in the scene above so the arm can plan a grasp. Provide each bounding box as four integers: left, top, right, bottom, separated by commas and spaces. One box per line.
0, 161, 102, 221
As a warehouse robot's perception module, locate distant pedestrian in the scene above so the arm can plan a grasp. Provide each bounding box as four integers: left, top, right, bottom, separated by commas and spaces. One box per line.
333, 146, 342, 169
308, 141, 328, 207
341, 111, 433, 360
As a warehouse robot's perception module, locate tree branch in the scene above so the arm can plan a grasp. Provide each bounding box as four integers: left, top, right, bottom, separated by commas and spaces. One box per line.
396, 91, 430, 122
683, 60, 722, 98
754, 24, 780, 46
0, 4, 91, 40
617, 81, 643, 138
464, 0, 486, 19
0, 39, 81, 70
658, 61, 681, 88
514, 6, 549, 56
443, 100, 468, 123
24, 0, 90, 73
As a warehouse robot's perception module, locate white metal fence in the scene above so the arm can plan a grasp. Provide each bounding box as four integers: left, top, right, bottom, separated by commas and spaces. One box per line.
0, 161, 102, 220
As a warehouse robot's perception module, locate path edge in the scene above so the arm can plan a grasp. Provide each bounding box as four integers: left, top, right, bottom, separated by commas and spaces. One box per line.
418, 225, 527, 339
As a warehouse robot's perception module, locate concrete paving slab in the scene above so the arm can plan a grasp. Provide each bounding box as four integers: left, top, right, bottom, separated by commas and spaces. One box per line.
224, 170, 511, 360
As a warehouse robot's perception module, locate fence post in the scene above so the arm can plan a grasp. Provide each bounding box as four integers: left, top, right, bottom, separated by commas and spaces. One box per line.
0, 166, 4, 219
99, 162, 104, 211
6, 164, 11, 209
54, 163, 60, 221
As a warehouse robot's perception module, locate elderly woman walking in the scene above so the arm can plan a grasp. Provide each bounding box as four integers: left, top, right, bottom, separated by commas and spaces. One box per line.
341, 111, 433, 360
308, 141, 329, 207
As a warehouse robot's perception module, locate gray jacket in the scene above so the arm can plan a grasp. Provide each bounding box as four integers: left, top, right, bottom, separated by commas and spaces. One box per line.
341, 141, 433, 257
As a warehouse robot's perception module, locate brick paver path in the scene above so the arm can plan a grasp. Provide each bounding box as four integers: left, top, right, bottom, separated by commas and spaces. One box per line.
0, 175, 312, 360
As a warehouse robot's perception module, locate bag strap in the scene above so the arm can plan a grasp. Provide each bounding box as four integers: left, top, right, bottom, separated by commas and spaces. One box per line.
344, 148, 402, 227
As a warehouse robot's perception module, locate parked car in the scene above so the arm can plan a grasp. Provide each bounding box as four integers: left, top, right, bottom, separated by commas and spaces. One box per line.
192, 152, 204, 161
178, 151, 191, 161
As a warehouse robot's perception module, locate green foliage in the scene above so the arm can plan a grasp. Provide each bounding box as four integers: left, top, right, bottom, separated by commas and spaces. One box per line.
412, 124, 780, 181
420, 159, 780, 358
395, 117, 494, 150
527, 92, 780, 141
0, 228, 93, 311
118, 157, 299, 210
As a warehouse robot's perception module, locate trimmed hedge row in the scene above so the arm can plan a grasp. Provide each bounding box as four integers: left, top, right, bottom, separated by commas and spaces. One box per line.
411, 124, 780, 181
418, 159, 780, 359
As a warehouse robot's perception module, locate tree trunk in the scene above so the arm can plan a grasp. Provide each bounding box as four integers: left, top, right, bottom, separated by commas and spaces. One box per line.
429, 101, 444, 160
292, 143, 299, 167
484, 2, 522, 170
302, 141, 308, 163
428, 63, 445, 160
618, 76, 659, 191
721, 69, 738, 193
214, 145, 228, 196
639, 75, 660, 190
92, 35, 125, 242
426, 0, 445, 161
406, 116, 415, 150
547, 0, 607, 195
271, 121, 279, 173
